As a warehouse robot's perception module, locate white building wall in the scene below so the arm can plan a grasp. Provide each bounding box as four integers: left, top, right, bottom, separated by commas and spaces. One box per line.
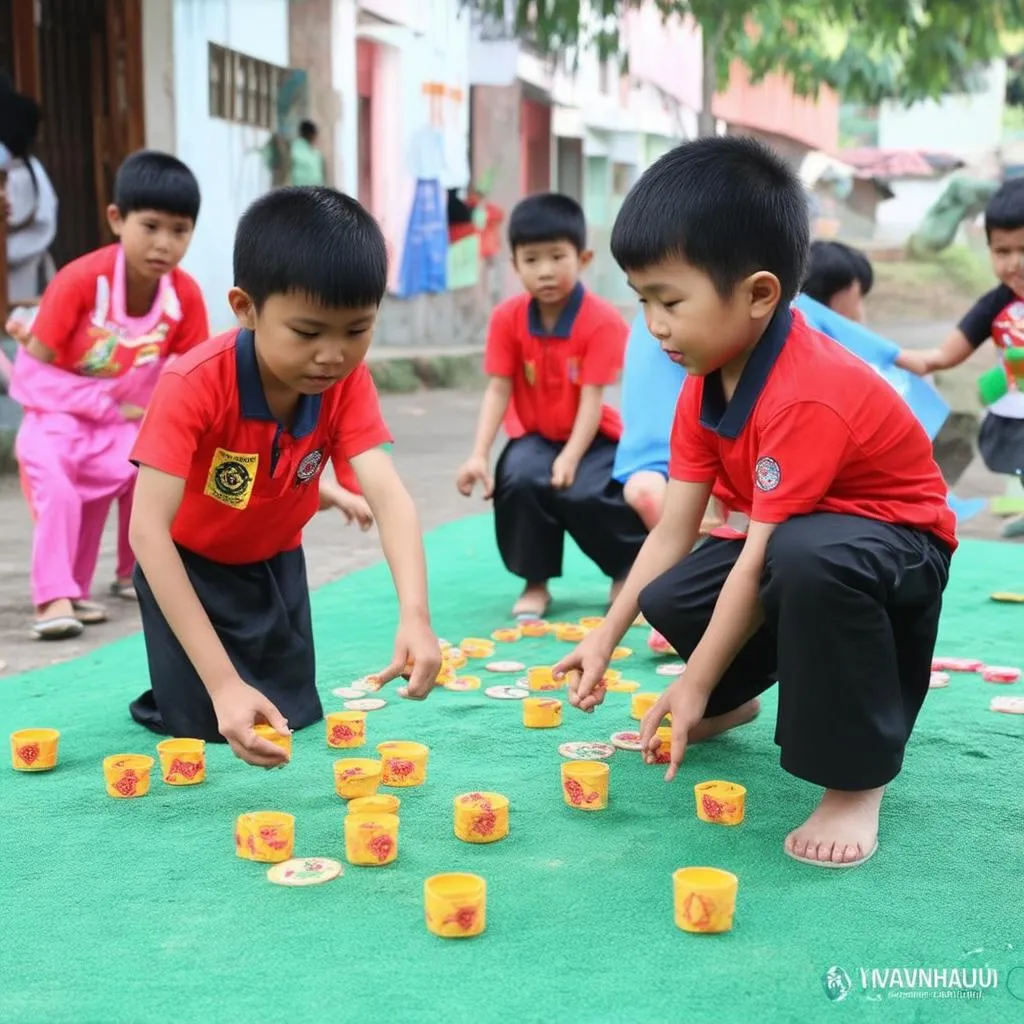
171, 0, 291, 330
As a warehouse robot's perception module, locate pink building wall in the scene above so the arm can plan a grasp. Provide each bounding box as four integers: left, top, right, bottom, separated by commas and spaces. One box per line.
623, 6, 702, 111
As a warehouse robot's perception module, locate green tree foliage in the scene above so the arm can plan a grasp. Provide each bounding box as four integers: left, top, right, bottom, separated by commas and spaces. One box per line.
462, 1, 1024, 134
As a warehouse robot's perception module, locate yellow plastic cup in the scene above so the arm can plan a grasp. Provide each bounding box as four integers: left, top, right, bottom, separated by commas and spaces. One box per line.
325, 711, 367, 749
252, 724, 292, 758
652, 726, 674, 765
425, 873, 487, 938
520, 620, 549, 638
523, 697, 562, 728
610, 646, 632, 661
578, 616, 605, 630
377, 741, 429, 787
673, 867, 738, 934
603, 669, 622, 683
561, 760, 609, 810
156, 738, 206, 785
491, 627, 522, 643
694, 781, 747, 826
435, 665, 458, 687
454, 791, 509, 843
333, 758, 382, 799
607, 678, 640, 693
443, 648, 468, 670
235, 811, 295, 863
10, 728, 60, 772
553, 624, 586, 643
348, 794, 401, 815
459, 637, 495, 660
526, 665, 562, 692
345, 812, 399, 865
103, 754, 155, 798
631, 692, 660, 721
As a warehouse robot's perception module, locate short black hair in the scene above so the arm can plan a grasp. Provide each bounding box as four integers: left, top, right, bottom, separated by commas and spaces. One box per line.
299, 119, 318, 141
985, 179, 1024, 240
234, 186, 387, 310
611, 136, 810, 302
114, 150, 201, 222
0, 91, 40, 158
802, 240, 873, 305
508, 192, 587, 253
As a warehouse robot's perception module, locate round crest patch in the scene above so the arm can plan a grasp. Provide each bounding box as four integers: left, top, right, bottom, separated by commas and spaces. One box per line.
295, 448, 324, 483
754, 456, 781, 492
214, 461, 251, 497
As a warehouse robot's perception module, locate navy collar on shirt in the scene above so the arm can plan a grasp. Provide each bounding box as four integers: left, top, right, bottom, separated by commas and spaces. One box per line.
235, 328, 321, 438
699, 307, 791, 439
527, 281, 585, 338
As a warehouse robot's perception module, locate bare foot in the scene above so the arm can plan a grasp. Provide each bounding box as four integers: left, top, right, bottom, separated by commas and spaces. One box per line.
785, 787, 884, 866
688, 698, 760, 744
512, 582, 550, 618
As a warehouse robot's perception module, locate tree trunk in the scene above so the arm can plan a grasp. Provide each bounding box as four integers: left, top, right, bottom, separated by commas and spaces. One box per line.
697, 23, 719, 137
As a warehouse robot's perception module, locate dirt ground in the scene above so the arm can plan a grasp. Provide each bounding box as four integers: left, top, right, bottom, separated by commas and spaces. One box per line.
0, 320, 1017, 676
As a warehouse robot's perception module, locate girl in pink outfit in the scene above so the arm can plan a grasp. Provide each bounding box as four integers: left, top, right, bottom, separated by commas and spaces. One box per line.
9, 150, 208, 639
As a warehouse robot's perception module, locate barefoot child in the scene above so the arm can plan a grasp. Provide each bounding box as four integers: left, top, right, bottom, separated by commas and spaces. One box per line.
9, 150, 209, 638
128, 186, 440, 767
896, 179, 1024, 537
455, 193, 646, 618
556, 137, 955, 867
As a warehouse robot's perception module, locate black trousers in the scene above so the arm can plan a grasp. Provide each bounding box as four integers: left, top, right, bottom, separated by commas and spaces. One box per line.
638, 513, 951, 791
493, 433, 647, 582
129, 545, 322, 743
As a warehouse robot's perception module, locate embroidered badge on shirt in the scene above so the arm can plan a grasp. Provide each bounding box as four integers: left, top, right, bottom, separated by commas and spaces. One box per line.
294, 447, 325, 487
204, 448, 259, 509
754, 456, 781, 492
524, 360, 536, 386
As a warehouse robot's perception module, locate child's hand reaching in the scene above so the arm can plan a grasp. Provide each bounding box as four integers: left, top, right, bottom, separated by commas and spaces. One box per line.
894, 349, 934, 376
319, 478, 374, 530
638, 681, 709, 781
456, 454, 494, 499
5, 316, 30, 345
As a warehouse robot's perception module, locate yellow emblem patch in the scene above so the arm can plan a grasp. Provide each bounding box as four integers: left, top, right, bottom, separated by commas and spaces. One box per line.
204, 448, 258, 509
524, 360, 536, 386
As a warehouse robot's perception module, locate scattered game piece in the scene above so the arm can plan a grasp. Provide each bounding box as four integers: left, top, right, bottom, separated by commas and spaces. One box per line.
520, 620, 550, 638
266, 858, 343, 887
931, 657, 984, 673
578, 617, 605, 630
610, 646, 632, 661
991, 592, 1024, 603
990, 696, 1024, 714
445, 676, 482, 691
606, 679, 641, 693
485, 685, 529, 700
610, 731, 644, 751
929, 672, 949, 689
982, 666, 1021, 684
332, 686, 366, 699
486, 660, 526, 673
558, 741, 615, 761
344, 698, 387, 711
648, 632, 676, 655
491, 627, 522, 643
656, 662, 686, 677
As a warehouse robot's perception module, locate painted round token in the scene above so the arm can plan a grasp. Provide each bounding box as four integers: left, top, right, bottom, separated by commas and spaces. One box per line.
332, 686, 366, 699
610, 731, 644, 751
656, 662, 686, 677
485, 685, 530, 700
982, 666, 1021, 684
931, 657, 984, 673
445, 675, 482, 691
486, 660, 526, 673
929, 672, 949, 689
344, 698, 386, 711
990, 696, 1024, 714
991, 592, 1024, 603
610, 646, 632, 661
267, 857, 343, 887
606, 678, 641, 693
558, 741, 615, 761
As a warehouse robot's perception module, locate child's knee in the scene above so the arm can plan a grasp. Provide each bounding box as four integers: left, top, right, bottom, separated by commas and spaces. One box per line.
624, 471, 666, 519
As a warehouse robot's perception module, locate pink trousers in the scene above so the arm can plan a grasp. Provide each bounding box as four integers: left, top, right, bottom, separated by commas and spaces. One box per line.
17, 410, 138, 607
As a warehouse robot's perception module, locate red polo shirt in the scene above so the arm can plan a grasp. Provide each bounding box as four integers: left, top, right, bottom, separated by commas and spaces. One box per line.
131, 329, 393, 563
484, 283, 628, 442
669, 309, 958, 552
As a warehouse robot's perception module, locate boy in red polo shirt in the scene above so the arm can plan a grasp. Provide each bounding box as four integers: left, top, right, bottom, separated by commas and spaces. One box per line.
555, 138, 955, 867
128, 187, 441, 767
455, 193, 646, 618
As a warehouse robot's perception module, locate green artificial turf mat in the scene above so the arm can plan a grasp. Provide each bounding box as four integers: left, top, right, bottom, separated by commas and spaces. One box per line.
3, 516, 1024, 1023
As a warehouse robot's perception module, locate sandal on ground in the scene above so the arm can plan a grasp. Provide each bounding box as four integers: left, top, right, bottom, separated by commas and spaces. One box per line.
109, 580, 138, 601
32, 616, 85, 641
513, 597, 550, 621
72, 600, 108, 625
784, 841, 878, 869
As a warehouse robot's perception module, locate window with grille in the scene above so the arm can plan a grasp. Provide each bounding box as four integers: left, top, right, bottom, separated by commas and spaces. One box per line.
208, 42, 288, 129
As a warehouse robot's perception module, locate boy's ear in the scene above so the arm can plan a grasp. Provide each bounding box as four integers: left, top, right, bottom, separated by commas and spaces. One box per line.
106, 204, 124, 238
578, 249, 594, 270
227, 287, 257, 329
746, 271, 782, 319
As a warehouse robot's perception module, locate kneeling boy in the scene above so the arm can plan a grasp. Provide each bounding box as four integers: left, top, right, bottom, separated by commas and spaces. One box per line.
129, 187, 440, 766
556, 138, 955, 867
456, 193, 647, 618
